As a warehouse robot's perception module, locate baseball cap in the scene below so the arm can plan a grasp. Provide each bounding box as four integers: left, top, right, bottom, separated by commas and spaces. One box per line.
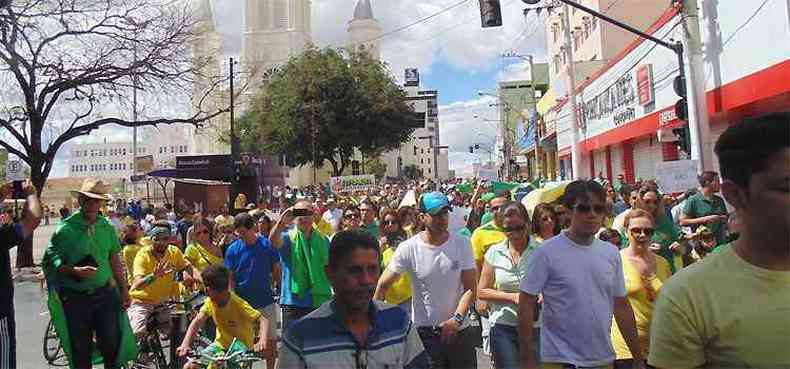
420, 192, 450, 215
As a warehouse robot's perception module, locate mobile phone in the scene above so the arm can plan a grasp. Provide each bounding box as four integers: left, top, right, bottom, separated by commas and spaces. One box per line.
11, 181, 25, 200
292, 208, 313, 217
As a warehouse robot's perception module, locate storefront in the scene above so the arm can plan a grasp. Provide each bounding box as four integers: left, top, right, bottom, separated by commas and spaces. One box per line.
550, 2, 790, 182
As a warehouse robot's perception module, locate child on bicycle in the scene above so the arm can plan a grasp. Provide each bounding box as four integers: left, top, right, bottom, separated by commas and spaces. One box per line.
176, 265, 270, 369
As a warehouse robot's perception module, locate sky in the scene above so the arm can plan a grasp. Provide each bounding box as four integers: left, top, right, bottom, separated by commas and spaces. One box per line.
48, 0, 550, 178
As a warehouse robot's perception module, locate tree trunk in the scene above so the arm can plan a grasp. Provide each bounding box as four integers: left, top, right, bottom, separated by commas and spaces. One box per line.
16, 169, 47, 268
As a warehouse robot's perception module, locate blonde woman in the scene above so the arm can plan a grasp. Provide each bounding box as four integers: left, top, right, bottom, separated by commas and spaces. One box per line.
611, 209, 671, 369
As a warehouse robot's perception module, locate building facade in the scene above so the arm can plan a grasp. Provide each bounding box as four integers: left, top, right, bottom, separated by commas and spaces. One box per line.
543, 1, 789, 184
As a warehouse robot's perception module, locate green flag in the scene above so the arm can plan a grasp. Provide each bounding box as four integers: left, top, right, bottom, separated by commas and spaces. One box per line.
492, 181, 520, 194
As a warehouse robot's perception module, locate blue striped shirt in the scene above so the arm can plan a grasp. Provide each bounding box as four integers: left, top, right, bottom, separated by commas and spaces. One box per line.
279, 300, 430, 369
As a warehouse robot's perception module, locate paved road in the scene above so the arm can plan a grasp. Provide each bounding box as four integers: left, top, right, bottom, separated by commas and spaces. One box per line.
12, 223, 493, 368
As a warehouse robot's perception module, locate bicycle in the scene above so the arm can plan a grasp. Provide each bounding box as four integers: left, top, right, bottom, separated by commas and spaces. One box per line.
184, 338, 263, 369
131, 292, 212, 369
42, 316, 66, 365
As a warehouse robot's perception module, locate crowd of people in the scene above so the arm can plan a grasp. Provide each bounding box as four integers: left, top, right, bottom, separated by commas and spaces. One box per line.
0, 112, 788, 369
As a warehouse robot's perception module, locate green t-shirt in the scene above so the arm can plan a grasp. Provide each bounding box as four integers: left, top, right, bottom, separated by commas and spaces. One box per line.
648, 245, 790, 368
46, 211, 122, 291
483, 237, 540, 327
683, 192, 728, 244
364, 220, 380, 239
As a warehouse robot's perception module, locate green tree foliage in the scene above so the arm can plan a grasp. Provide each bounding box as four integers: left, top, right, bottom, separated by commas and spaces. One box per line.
363, 154, 388, 180
403, 164, 420, 180
238, 47, 415, 176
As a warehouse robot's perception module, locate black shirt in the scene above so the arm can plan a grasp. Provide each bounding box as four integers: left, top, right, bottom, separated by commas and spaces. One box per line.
1, 223, 23, 318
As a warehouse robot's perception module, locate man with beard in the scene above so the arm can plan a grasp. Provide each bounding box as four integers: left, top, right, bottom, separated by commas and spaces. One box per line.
279, 230, 429, 369
375, 192, 478, 369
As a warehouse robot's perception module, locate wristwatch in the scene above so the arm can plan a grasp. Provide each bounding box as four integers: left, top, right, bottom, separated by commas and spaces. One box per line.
452, 313, 465, 325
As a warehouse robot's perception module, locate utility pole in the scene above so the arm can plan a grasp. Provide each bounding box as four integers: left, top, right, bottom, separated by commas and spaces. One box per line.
562, 2, 582, 180
132, 46, 138, 198
526, 55, 541, 180
229, 57, 239, 212
681, 0, 711, 170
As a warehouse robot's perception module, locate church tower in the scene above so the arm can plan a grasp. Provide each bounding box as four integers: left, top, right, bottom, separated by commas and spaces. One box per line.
242, 0, 312, 76
347, 0, 381, 59
190, 0, 228, 155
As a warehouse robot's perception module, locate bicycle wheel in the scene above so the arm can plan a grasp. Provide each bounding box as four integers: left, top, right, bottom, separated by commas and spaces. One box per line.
149, 336, 169, 369
42, 318, 62, 363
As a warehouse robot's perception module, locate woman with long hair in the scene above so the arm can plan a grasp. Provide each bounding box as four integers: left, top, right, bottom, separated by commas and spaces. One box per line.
121, 223, 145, 288
184, 217, 224, 276
531, 203, 560, 244
378, 208, 412, 314
610, 209, 672, 369
478, 202, 541, 369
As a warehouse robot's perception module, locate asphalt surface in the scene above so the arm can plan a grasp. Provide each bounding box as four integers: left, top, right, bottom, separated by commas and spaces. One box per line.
11, 222, 492, 369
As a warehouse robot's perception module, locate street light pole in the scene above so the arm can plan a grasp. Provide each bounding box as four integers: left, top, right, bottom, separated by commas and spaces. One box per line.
229, 57, 239, 211
562, 3, 582, 180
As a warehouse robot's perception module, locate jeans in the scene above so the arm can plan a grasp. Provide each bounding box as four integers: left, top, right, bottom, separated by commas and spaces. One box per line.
0, 314, 16, 369
281, 305, 313, 330
489, 324, 540, 369
417, 326, 478, 369
61, 285, 122, 369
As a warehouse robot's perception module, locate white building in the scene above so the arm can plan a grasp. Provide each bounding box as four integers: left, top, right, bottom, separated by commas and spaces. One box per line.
347, 0, 382, 59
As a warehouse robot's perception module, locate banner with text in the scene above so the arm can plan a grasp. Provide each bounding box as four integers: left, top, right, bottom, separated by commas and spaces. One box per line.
655, 160, 699, 194
330, 175, 376, 193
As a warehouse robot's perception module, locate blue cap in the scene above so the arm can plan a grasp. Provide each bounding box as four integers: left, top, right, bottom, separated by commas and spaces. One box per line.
420, 192, 450, 215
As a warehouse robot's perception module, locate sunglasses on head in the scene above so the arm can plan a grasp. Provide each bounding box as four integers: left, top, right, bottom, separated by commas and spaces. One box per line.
574, 203, 606, 214
629, 227, 655, 237
503, 224, 526, 233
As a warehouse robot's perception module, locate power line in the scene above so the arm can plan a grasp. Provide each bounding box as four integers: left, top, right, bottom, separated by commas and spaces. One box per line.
361, 0, 473, 44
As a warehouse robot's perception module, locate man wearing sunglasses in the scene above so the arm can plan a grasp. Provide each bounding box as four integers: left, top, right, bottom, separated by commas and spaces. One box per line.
375, 192, 478, 369
518, 180, 643, 369
649, 113, 790, 369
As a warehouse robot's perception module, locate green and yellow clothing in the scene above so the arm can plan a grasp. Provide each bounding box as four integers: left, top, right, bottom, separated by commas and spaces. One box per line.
648, 245, 790, 368
471, 221, 507, 264
122, 243, 144, 286
184, 242, 224, 273
682, 192, 728, 244
45, 211, 121, 291
129, 245, 189, 304
201, 292, 262, 350
381, 247, 412, 305
611, 250, 672, 360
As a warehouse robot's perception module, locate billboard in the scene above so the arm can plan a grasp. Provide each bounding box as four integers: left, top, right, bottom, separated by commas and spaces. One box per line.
405, 68, 419, 86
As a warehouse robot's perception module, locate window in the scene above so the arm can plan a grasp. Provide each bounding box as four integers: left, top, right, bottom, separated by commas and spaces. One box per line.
553, 55, 560, 72
170, 146, 175, 153
159, 147, 164, 154
420, 158, 424, 164
102, 149, 107, 156
122, 163, 126, 170
122, 148, 127, 155
421, 149, 424, 155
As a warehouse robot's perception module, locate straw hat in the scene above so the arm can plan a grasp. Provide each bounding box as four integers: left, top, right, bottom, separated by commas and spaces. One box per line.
70, 179, 112, 201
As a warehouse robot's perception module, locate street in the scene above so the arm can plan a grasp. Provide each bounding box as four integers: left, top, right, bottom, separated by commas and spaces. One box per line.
11, 223, 492, 369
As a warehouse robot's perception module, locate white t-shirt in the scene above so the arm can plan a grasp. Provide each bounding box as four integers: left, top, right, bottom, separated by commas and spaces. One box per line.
520, 232, 627, 367
448, 206, 467, 235
388, 232, 476, 327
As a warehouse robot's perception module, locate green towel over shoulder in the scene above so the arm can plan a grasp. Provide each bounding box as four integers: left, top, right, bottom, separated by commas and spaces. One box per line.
290, 228, 332, 308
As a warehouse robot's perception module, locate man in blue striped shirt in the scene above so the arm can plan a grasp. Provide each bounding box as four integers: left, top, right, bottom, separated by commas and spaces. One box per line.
279, 230, 430, 369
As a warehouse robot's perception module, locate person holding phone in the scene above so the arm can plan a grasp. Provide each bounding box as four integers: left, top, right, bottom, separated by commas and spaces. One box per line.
1, 181, 41, 369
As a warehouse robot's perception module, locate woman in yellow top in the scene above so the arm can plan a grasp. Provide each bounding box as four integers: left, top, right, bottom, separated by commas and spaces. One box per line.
184, 218, 224, 278
378, 209, 412, 314
121, 223, 145, 288
611, 209, 672, 369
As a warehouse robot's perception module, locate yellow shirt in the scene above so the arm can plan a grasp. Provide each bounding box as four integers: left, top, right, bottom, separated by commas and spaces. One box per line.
122, 243, 144, 286
648, 246, 790, 369
611, 250, 672, 359
315, 220, 333, 239
382, 247, 412, 305
201, 292, 262, 349
470, 222, 507, 263
129, 245, 190, 304
184, 242, 224, 273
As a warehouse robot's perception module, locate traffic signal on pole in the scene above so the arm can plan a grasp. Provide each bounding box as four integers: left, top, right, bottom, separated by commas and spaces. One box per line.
673, 126, 691, 154
469, 146, 474, 154
474, 144, 480, 150
673, 76, 688, 121
479, 0, 503, 28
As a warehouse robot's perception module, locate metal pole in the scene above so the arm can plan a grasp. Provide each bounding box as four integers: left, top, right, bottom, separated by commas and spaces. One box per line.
132, 47, 138, 199
528, 55, 541, 180
681, 0, 711, 170
562, 3, 582, 179
229, 57, 238, 211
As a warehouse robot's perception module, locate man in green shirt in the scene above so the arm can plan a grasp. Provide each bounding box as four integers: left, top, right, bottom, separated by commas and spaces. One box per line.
359, 200, 380, 238
44, 179, 133, 369
680, 171, 729, 244
648, 112, 790, 369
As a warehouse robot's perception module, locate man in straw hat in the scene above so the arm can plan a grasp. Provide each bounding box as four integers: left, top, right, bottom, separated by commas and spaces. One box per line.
42, 179, 138, 369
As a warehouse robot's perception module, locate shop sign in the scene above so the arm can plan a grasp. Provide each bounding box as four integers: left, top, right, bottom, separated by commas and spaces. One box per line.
658, 106, 679, 127
582, 72, 637, 126
637, 64, 655, 106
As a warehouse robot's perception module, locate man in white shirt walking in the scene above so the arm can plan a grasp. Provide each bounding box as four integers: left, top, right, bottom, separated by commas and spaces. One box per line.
518, 180, 644, 369
375, 192, 478, 369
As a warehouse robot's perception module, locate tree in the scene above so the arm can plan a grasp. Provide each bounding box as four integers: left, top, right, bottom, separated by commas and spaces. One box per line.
239, 47, 416, 176
403, 164, 420, 180
0, 0, 226, 266
363, 154, 387, 180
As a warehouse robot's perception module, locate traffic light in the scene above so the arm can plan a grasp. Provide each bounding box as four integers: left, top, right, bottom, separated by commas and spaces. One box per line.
469, 146, 474, 154
673, 76, 688, 121
479, 0, 503, 28
474, 144, 480, 150
673, 126, 691, 154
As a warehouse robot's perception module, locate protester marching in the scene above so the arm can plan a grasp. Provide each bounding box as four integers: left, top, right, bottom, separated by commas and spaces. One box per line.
0, 113, 787, 369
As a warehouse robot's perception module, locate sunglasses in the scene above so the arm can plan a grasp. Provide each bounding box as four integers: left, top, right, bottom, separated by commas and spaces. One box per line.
383, 220, 398, 225
503, 224, 526, 233
541, 216, 554, 222
574, 203, 606, 214
629, 227, 655, 237
152, 236, 169, 242
344, 213, 360, 219
490, 206, 502, 212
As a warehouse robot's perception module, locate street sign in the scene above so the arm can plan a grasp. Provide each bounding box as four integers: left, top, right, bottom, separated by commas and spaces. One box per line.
5, 160, 26, 181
